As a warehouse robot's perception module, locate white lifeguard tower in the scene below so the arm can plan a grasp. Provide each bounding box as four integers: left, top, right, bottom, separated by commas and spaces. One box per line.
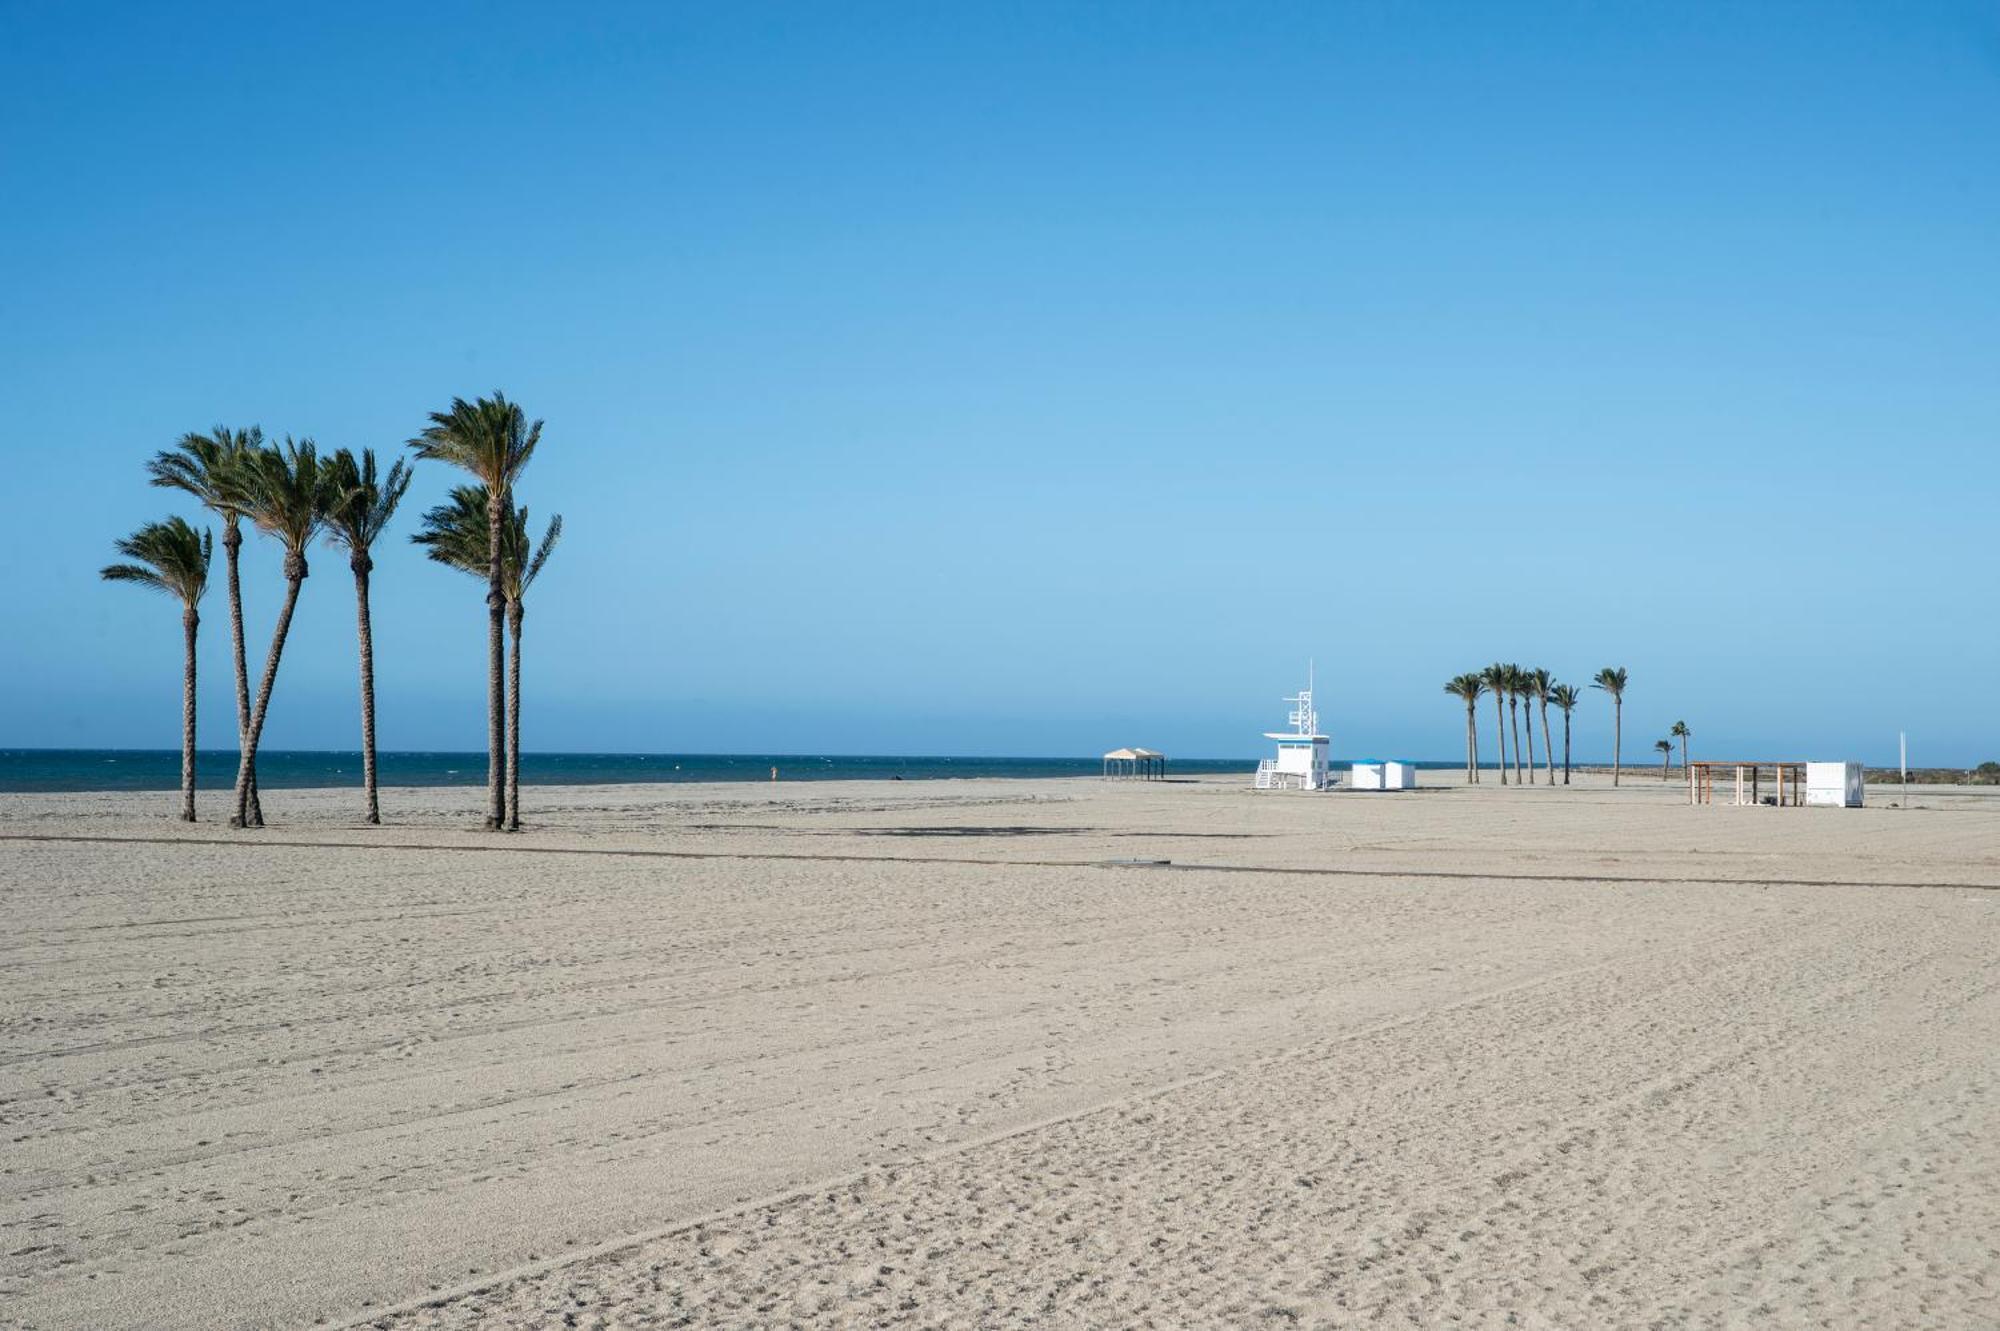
1255, 667, 1332, 790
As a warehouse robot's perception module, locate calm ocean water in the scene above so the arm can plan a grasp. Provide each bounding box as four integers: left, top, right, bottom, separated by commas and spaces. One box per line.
0, 749, 1370, 793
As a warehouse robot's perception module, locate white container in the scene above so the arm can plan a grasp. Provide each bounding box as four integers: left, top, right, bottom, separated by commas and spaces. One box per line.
1805, 761, 1865, 808
1350, 761, 1385, 790
1383, 761, 1417, 789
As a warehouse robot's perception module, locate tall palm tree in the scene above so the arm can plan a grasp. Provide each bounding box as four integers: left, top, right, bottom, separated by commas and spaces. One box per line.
147, 427, 265, 824
1527, 668, 1554, 786
101, 518, 211, 822
408, 394, 541, 831
1655, 738, 1674, 780
1671, 720, 1691, 778
503, 511, 561, 831
1504, 664, 1527, 786
233, 438, 346, 828
1481, 662, 1511, 785
412, 485, 562, 831
1444, 673, 1486, 783
1593, 666, 1629, 786
1550, 684, 1581, 785
325, 449, 412, 825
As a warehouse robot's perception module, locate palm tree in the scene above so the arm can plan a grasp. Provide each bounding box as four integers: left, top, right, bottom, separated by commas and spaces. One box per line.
1671, 720, 1691, 778
408, 394, 541, 831
147, 427, 265, 824
325, 449, 412, 825
1655, 738, 1674, 780
412, 485, 562, 831
1504, 664, 1527, 786
1527, 668, 1554, 786
233, 438, 346, 828
1481, 662, 1511, 785
1444, 673, 1486, 783
1593, 667, 1629, 786
102, 518, 211, 822
1550, 684, 1581, 785
503, 511, 561, 831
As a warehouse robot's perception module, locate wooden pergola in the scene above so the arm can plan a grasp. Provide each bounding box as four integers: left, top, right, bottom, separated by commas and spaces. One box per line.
1102, 747, 1167, 780
1689, 761, 1808, 807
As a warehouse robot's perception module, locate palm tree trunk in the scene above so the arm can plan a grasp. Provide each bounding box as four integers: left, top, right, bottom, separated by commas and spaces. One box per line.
1562, 713, 1572, 784
353, 556, 381, 825
1522, 700, 1537, 783
506, 601, 523, 832
1612, 700, 1622, 787
1539, 700, 1553, 788
234, 565, 303, 828
1492, 694, 1508, 785
222, 521, 263, 826
485, 488, 507, 831
1509, 699, 1523, 784
1465, 705, 1476, 783
181, 605, 199, 823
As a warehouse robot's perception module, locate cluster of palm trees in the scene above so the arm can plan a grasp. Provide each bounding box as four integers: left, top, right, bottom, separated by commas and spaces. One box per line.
99, 393, 561, 830
1442, 664, 1633, 786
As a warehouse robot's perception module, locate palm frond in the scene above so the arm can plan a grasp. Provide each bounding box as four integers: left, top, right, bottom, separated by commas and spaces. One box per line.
1592, 666, 1628, 697
244, 437, 346, 556
1444, 672, 1486, 702
413, 486, 563, 599
407, 392, 540, 495
410, 484, 492, 577
520, 513, 562, 593
326, 448, 414, 553
101, 517, 211, 605
147, 425, 263, 518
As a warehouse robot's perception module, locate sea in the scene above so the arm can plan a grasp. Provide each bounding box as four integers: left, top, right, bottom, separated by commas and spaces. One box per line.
0, 749, 1473, 794
0, 749, 1318, 793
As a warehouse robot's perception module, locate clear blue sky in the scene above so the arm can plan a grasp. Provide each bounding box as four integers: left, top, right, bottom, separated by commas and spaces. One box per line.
3, 2, 1995, 763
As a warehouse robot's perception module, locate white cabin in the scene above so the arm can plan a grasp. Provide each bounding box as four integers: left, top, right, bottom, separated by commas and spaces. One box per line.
1255, 671, 1331, 790
1351, 760, 1418, 791
1805, 761, 1865, 808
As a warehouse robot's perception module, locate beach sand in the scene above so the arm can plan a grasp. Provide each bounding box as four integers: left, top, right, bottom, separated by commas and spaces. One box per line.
4, 773, 1999, 1329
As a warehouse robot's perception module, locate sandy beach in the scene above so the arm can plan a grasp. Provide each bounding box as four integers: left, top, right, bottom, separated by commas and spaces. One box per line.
5, 772, 1999, 1329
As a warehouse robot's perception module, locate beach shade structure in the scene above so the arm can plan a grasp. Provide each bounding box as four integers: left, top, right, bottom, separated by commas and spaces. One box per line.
1103, 747, 1167, 780
1689, 761, 1809, 807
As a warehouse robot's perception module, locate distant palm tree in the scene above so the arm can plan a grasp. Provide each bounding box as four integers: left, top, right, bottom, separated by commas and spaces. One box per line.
1527, 668, 1554, 786
412, 486, 562, 831
1550, 683, 1581, 785
1444, 673, 1486, 783
147, 427, 265, 824
409, 394, 542, 831
1593, 667, 1629, 786
102, 518, 211, 822
325, 449, 412, 825
1504, 664, 1527, 786
1481, 662, 1511, 785
1655, 738, 1674, 780
1671, 720, 1691, 778
233, 438, 346, 828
